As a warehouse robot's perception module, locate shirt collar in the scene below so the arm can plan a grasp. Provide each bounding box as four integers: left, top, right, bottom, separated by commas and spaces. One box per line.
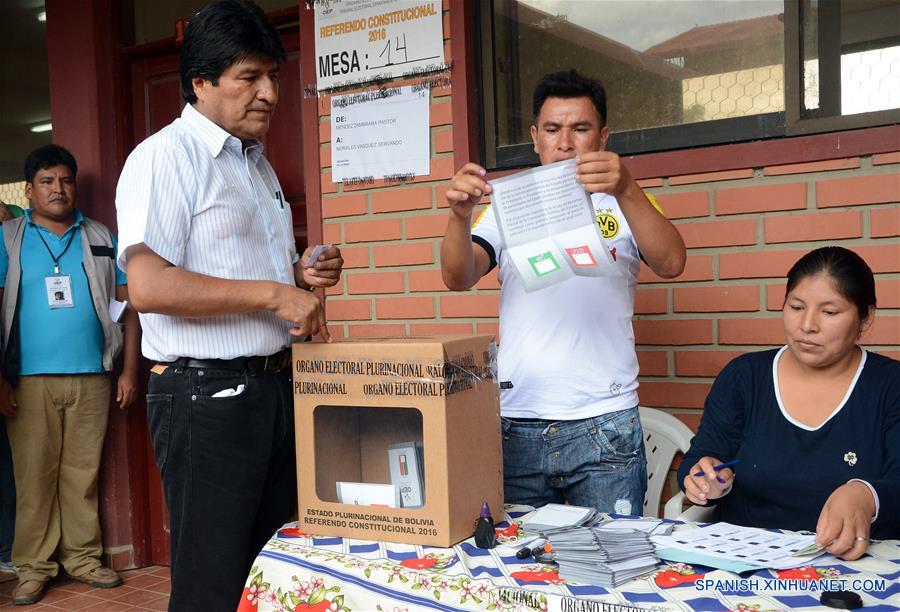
25, 208, 84, 234
181, 103, 264, 160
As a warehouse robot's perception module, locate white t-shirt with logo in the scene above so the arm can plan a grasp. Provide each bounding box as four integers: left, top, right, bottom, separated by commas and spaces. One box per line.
472, 192, 642, 420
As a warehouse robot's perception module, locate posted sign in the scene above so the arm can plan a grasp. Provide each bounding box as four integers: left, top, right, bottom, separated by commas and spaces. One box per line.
315, 0, 445, 91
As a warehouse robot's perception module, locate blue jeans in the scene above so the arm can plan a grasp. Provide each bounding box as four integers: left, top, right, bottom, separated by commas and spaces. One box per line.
0, 416, 14, 563
502, 406, 647, 515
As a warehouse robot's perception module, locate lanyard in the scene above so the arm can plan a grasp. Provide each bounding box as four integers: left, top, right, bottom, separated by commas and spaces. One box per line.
33, 224, 76, 274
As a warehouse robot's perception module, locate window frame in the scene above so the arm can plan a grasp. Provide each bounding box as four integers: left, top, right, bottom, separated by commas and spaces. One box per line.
477, 0, 900, 170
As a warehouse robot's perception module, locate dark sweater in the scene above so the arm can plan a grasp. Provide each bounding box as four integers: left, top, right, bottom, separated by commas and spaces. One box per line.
679, 348, 900, 539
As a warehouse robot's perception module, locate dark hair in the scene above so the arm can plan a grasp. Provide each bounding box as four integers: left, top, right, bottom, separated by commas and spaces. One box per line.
24, 144, 78, 183
532, 70, 607, 125
785, 246, 876, 320
180, 0, 286, 104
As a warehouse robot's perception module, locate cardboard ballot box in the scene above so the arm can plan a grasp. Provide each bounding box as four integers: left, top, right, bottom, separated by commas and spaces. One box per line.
293, 335, 503, 547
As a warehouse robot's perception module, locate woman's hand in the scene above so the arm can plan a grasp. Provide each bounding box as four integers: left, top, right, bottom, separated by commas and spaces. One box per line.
683, 456, 735, 505
815, 481, 876, 560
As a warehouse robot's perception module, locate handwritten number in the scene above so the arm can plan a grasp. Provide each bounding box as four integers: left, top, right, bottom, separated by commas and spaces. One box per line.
395, 33, 408, 63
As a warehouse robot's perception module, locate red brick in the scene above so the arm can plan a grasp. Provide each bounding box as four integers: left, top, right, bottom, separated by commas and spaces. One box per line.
677, 218, 757, 248
476, 322, 500, 339
343, 219, 403, 244
639, 255, 714, 284
326, 299, 371, 321
720, 249, 807, 279
764, 210, 861, 244
406, 214, 448, 239
371, 186, 433, 213
321, 171, 337, 194
633, 319, 714, 345
637, 350, 668, 376
408, 269, 450, 292
442, 13, 450, 41
409, 323, 473, 336
669, 169, 754, 186
871, 207, 900, 238
852, 243, 900, 273
638, 382, 712, 409
434, 128, 453, 153
325, 279, 344, 296
435, 184, 451, 209
347, 271, 404, 295
318, 121, 330, 143
376, 296, 435, 319
475, 268, 500, 291
327, 325, 347, 339
675, 350, 745, 377
763, 158, 859, 176
440, 294, 500, 318
340, 246, 370, 269
674, 285, 759, 312
653, 192, 709, 219
875, 279, 900, 309
373, 243, 435, 267
322, 222, 342, 244
322, 194, 367, 219
716, 183, 807, 215
878, 350, 900, 361
766, 283, 788, 311
872, 152, 900, 165
637, 178, 664, 188
430, 101, 452, 126
319, 143, 331, 170
416, 155, 455, 182
718, 318, 784, 345
862, 316, 900, 345
817, 174, 900, 208
347, 324, 406, 338
634, 288, 667, 314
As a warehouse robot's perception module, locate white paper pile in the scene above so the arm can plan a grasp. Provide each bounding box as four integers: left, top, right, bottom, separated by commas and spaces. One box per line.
523, 504, 600, 538
547, 527, 659, 587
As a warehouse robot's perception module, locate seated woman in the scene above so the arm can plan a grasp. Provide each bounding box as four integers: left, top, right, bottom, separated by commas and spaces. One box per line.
679, 246, 899, 560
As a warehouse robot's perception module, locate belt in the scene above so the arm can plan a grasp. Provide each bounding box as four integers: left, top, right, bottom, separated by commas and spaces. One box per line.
165, 348, 291, 374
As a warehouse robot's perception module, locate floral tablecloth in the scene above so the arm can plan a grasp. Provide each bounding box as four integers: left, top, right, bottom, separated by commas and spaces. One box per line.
241, 506, 900, 611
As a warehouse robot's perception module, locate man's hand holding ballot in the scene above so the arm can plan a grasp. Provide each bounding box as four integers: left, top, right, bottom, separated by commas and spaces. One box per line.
440, 70, 686, 515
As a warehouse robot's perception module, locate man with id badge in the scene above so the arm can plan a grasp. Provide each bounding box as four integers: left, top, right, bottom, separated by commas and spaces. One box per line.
0, 144, 140, 605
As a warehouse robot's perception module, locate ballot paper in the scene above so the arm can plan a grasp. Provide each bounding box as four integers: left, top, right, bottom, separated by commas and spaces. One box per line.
488, 158, 619, 292
545, 526, 659, 587
598, 518, 675, 537
651, 522, 830, 571
523, 503, 600, 537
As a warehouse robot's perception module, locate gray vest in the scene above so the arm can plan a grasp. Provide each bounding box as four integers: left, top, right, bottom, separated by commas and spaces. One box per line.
1, 215, 124, 374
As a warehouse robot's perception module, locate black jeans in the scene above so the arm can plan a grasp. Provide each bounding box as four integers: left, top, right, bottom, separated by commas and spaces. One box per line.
147, 364, 296, 612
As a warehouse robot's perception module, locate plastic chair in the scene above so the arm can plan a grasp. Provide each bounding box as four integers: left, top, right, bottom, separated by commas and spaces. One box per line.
638, 406, 695, 519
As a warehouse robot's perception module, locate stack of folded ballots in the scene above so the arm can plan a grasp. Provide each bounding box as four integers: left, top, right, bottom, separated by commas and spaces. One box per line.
546, 526, 659, 587
523, 503, 600, 538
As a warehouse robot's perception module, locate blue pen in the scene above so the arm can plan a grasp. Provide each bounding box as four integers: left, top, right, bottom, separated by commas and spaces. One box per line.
693, 459, 740, 477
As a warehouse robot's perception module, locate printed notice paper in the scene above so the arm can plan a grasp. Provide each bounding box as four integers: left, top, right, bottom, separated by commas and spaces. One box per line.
331, 86, 430, 182
489, 158, 619, 292
315, 0, 445, 91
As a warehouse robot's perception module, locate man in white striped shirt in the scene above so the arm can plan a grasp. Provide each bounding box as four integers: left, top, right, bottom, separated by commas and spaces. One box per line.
115, 2, 343, 610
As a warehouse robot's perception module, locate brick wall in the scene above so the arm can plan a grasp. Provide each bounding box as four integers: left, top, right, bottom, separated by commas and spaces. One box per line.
315, 4, 900, 512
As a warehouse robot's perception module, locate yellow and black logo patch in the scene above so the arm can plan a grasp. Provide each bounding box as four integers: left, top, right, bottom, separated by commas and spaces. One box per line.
596, 210, 619, 239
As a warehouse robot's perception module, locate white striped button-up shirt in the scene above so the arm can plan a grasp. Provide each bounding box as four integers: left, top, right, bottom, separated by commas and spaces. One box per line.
116, 103, 298, 362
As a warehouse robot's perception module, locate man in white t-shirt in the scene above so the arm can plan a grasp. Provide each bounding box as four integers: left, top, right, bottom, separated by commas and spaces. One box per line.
440, 70, 686, 514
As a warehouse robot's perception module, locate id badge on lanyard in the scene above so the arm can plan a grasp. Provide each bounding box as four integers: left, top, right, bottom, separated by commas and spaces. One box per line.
45, 274, 74, 308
